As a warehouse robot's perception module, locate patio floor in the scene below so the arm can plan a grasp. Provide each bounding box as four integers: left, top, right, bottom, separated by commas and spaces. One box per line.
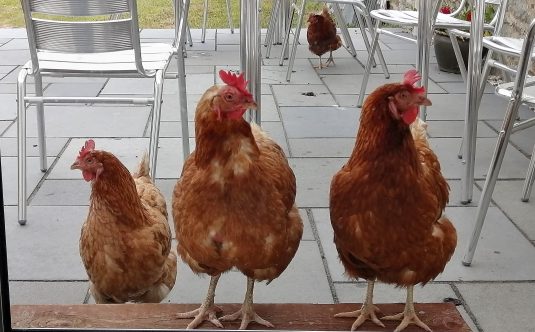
1, 27, 535, 332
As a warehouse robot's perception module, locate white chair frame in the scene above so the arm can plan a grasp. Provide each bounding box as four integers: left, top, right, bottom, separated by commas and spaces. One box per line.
17, 0, 191, 225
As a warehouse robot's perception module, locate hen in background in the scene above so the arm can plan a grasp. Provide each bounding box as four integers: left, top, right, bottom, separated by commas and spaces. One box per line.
173, 70, 303, 329
329, 70, 457, 332
72, 140, 177, 303
307, 5, 342, 69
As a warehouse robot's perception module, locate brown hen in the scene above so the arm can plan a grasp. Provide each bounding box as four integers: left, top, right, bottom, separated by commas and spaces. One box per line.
307, 5, 342, 69
72, 140, 177, 303
329, 70, 457, 332
172, 70, 303, 329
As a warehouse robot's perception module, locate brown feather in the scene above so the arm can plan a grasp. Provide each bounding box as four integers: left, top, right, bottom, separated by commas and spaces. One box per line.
330, 83, 456, 287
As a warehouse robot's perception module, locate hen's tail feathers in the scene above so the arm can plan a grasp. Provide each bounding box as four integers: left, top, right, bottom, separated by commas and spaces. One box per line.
410, 117, 429, 145
138, 250, 178, 303
133, 152, 150, 179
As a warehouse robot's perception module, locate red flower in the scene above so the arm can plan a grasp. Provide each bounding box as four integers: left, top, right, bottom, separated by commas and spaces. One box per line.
440, 6, 452, 14
465, 11, 472, 21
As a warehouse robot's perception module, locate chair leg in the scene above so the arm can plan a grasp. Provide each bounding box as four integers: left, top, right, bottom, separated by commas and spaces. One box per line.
449, 32, 467, 82
177, 46, 190, 160
264, 0, 282, 57
34, 72, 47, 172
279, 0, 297, 66
354, 7, 376, 67
359, 7, 389, 78
332, 4, 356, 58
201, 0, 209, 43
148, 70, 165, 180
17, 68, 29, 225
462, 88, 525, 266
285, 0, 306, 82
521, 145, 535, 202
357, 22, 380, 108
225, 0, 234, 33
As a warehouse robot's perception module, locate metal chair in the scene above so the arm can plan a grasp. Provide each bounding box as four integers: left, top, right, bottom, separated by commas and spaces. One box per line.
357, 0, 504, 114
17, 0, 191, 225
201, 0, 234, 43
266, 0, 388, 82
463, 18, 535, 265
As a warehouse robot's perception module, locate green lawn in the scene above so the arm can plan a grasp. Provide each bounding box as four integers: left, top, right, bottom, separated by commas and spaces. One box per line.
0, 0, 322, 29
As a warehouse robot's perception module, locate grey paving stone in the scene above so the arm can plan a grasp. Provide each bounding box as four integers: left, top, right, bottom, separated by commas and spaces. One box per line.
31, 179, 90, 206
44, 82, 105, 98
0, 137, 68, 157
317, 62, 413, 76
0, 49, 31, 65
0, 93, 17, 120
426, 120, 496, 138
0, 82, 38, 94
3, 105, 150, 138
262, 63, 323, 85
184, 50, 240, 66
456, 282, 535, 332
446, 179, 483, 208
486, 119, 535, 156
0, 38, 28, 50
437, 81, 495, 94
482, 179, 535, 241
166, 241, 333, 304
0, 120, 12, 134
280, 106, 359, 138
289, 158, 346, 208
289, 138, 355, 158
157, 121, 195, 138
100, 77, 185, 96
429, 137, 530, 180
9, 281, 89, 304
3, 206, 88, 280
273, 84, 337, 107
259, 121, 289, 156
0, 29, 28, 38
258, 94, 280, 122
1, 156, 55, 206
322, 72, 445, 96
0, 65, 16, 74
438, 206, 535, 281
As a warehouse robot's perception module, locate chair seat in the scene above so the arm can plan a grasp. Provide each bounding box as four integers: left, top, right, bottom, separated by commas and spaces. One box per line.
483, 36, 535, 58
25, 43, 174, 75
371, 10, 493, 30
496, 77, 535, 106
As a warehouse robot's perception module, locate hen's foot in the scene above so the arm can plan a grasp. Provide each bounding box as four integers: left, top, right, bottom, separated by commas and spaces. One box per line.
177, 305, 223, 329
335, 304, 385, 331
325, 55, 336, 67
220, 306, 274, 330
382, 311, 432, 332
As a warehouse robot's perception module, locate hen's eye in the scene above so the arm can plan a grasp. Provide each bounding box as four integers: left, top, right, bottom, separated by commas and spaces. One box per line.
224, 93, 234, 101
86, 158, 93, 163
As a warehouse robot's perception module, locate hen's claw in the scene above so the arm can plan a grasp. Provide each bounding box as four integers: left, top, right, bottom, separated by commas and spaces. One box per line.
221, 307, 274, 330
335, 304, 385, 331
382, 311, 432, 332
177, 305, 224, 329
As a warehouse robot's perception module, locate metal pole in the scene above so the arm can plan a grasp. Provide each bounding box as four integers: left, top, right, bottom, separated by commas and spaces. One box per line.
240, 0, 261, 124
416, 0, 430, 121
0, 153, 13, 332
461, 0, 484, 204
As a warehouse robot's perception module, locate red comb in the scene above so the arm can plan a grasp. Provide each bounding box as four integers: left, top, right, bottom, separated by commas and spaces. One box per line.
78, 139, 95, 159
403, 69, 426, 94
219, 70, 253, 98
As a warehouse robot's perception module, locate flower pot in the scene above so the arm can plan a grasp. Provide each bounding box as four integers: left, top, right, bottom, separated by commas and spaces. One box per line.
434, 32, 469, 74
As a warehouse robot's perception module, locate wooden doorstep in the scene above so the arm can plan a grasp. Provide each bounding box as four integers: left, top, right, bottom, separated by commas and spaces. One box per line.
11, 303, 470, 331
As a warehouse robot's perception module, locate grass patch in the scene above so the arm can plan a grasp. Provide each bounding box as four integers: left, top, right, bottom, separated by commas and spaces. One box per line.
0, 0, 323, 29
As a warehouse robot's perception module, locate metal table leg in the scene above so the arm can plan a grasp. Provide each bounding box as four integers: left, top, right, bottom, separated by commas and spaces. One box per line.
416, 0, 431, 121
241, 0, 261, 124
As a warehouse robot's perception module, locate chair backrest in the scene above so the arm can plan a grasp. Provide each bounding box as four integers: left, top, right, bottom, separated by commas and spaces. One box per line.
20, 0, 145, 74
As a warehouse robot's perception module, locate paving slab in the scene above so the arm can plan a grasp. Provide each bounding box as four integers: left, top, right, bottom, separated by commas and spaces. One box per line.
280, 106, 359, 138
3, 206, 88, 280
165, 241, 333, 304
0, 49, 31, 65
9, 282, 89, 305
0, 39, 29, 50
0, 93, 18, 120
486, 119, 535, 157
272, 85, 337, 107
456, 282, 535, 332
44, 82, 105, 98
426, 120, 496, 138
289, 138, 355, 158
3, 105, 150, 138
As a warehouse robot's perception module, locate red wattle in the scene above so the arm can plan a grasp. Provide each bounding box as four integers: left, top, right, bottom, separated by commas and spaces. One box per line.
402, 107, 419, 125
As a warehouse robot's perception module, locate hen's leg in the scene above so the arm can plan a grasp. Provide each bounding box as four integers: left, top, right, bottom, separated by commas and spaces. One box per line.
334, 279, 384, 331
313, 56, 323, 69
382, 285, 431, 332
177, 274, 224, 329
325, 50, 336, 67
220, 277, 274, 329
